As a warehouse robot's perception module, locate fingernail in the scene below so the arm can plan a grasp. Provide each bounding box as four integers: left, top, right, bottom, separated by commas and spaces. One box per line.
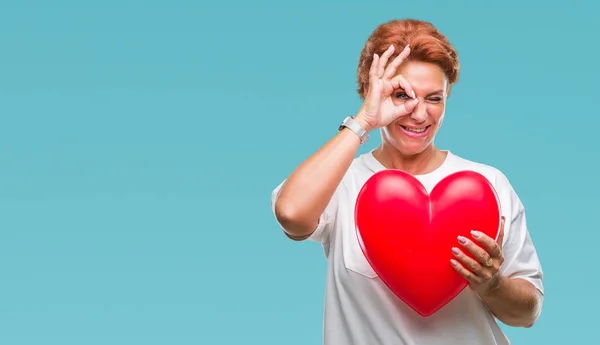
450, 259, 458, 266
471, 230, 481, 238
452, 247, 459, 255
458, 236, 467, 244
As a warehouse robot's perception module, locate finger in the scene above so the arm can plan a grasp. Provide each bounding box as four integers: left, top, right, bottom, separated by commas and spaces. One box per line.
451, 247, 492, 280
369, 53, 380, 80
377, 45, 396, 77
458, 235, 493, 267
470, 230, 502, 259
382, 45, 411, 80
497, 216, 506, 249
390, 74, 416, 99
451, 259, 484, 284
394, 98, 419, 117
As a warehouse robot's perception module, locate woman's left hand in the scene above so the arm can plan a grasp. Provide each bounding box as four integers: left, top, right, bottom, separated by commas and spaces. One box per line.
451, 216, 506, 296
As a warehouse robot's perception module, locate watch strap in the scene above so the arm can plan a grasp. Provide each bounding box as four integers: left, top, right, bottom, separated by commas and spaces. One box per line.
339, 116, 369, 144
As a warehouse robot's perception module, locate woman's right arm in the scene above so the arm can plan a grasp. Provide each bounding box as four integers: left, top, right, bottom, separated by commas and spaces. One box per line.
273, 44, 418, 240
273, 117, 372, 239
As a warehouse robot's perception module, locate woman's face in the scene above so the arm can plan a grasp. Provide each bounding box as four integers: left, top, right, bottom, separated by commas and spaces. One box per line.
381, 60, 449, 157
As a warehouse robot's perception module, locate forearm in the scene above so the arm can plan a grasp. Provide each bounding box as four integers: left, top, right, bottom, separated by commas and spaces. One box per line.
478, 275, 541, 328
274, 119, 370, 237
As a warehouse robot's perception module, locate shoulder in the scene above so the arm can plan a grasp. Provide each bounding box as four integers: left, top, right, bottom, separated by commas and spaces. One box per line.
448, 152, 525, 216
449, 152, 515, 190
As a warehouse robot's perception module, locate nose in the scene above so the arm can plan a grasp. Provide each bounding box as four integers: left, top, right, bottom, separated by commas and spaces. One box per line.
409, 98, 427, 123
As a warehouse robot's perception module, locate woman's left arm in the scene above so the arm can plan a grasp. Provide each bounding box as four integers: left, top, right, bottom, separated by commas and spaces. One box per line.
451, 216, 542, 327
451, 175, 544, 328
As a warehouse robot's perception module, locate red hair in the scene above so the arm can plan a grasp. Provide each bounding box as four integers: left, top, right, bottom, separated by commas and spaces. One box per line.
356, 19, 460, 99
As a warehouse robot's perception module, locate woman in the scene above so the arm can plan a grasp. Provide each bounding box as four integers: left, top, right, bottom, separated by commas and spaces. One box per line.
270, 19, 543, 345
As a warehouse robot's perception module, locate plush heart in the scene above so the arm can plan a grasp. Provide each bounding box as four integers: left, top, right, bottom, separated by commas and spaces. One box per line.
354, 169, 501, 317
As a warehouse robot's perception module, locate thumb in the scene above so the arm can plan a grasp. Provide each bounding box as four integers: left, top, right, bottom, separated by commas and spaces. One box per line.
394, 98, 419, 117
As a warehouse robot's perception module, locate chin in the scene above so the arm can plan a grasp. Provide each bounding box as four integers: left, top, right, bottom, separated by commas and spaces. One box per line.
394, 142, 431, 157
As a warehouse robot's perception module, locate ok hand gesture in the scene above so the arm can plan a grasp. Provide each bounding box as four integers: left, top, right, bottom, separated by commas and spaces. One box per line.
356, 44, 420, 132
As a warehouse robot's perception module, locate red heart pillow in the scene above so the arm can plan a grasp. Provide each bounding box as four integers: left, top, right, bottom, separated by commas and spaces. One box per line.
354, 169, 501, 317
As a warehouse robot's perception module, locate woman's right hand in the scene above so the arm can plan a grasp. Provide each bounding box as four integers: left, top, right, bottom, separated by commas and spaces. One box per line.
355, 44, 420, 132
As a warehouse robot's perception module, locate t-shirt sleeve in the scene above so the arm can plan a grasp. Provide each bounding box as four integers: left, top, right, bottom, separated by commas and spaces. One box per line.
496, 172, 545, 319
500, 206, 544, 292
270, 179, 340, 244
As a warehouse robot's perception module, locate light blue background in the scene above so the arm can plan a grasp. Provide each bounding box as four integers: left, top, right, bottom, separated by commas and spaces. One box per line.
0, 0, 597, 344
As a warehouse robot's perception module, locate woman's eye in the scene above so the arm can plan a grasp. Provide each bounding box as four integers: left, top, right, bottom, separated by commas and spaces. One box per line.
428, 97, 442, 102
394, 92, 409, 99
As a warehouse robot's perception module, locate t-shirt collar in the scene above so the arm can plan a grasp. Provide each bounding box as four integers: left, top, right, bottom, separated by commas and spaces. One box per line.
361, 149, 454, 179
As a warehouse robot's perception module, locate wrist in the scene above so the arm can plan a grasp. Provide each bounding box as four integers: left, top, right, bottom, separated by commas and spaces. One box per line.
353, 113, 374, 133
479, 274, 506, 298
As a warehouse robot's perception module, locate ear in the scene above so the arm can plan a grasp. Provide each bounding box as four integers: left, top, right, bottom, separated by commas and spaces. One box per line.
445, 82, 452, 98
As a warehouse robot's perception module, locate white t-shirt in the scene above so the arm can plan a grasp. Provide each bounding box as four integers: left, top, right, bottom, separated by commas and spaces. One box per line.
271, 150, 544, 345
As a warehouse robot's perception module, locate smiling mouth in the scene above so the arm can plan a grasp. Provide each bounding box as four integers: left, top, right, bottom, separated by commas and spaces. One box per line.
398, 124, 431, 138
400, 125, 430, 133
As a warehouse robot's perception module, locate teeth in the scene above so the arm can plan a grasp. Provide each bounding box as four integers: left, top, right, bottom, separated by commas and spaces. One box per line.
403, 126, 426, 133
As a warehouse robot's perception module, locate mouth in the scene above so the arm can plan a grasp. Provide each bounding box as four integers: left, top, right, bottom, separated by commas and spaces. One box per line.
399, 124, 431, 138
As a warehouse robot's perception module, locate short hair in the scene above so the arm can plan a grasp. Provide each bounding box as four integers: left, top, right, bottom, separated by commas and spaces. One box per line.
356, 19, 460, 99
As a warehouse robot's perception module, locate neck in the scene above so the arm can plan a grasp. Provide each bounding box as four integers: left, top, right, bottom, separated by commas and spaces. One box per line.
373, 144, 446, 175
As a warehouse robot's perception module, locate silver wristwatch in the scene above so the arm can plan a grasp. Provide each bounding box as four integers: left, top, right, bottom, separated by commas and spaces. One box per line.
339, 116, 369, 144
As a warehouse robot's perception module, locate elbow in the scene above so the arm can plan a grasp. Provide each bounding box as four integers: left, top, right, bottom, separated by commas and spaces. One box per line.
514, 315, 536, 328
519, 318, 537, 328
523, 308, 540, 328
522, 292, 542, 328
501, 305, 540, 328
500, 316, 536, 329
274, 200, 316, 240
273, 200, 298, 226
